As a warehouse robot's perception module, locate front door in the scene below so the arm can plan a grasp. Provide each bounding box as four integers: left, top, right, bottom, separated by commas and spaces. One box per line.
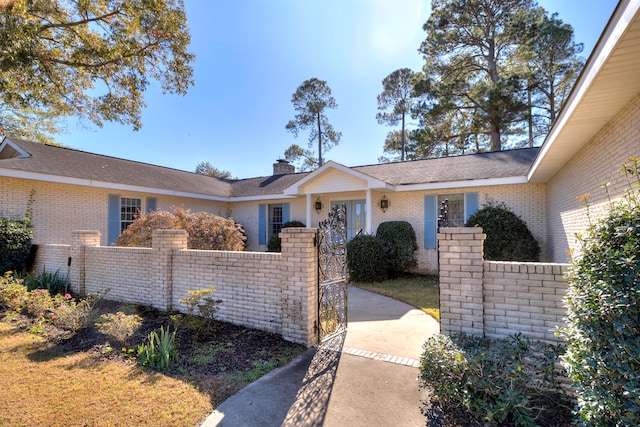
332, 200, 366, 240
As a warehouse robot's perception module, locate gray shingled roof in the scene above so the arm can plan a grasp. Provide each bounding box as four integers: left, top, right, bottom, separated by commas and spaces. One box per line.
1, 137, 539, 198
230, 172, 310, 197
354, 147, 539, 186
1, 138, 232, 197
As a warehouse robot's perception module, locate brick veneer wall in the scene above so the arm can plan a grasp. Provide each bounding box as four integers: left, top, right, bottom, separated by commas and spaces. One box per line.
33, 228, 320, 346
439, 227, 569, 343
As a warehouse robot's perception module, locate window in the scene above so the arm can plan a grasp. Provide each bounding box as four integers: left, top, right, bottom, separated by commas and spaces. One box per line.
424, 192, 479, 248
269, 204, 283, 237
258, 202, 290, 245
437, 193, 465, 227
120, 198, 141, 232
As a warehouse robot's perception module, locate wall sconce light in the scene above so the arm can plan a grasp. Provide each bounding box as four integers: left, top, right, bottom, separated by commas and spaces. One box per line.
315, 198, 322, 213
379, 195, 390, 212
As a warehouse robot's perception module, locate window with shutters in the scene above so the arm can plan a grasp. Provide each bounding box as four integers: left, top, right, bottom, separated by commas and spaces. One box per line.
437, 193, 465, 227
120, 197, 141, 232
268, 204, 283, 238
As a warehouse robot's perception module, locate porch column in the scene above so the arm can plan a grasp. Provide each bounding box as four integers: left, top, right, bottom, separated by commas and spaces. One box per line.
306, 193, 312, 227
365, 189, 373, 234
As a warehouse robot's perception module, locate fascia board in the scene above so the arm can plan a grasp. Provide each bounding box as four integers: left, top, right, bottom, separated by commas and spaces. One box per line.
528, 0, 638, 182
394, 176, 529, 192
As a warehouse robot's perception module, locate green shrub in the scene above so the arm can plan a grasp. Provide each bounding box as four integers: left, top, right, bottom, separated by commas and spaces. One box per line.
559, 159, 640, 426
51, 293, 99, 332
115, 206, 246, 251
420, 333, 567, 426
376, 221, 417, 276
22, 269, 67, 295
465, 202, 540, 261
346, 234, 388, 282
178, 287, 222, 340
266, 220, 306, 252
137, 326, 178, 370
0, 217, 34, 274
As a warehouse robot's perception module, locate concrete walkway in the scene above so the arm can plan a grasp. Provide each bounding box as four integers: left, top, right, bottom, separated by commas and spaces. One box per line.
201, 286, 440, 427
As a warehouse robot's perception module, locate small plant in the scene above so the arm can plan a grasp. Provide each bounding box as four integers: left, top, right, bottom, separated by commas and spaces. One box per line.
22, 269, 67, 295
346, 234, 388, 282
95, 311, 143, 344
51, 293, 101, 332
178, 286, 222, 340
420, 333, 569, 426
137, 326, 178, 370
0, 272, 30, 312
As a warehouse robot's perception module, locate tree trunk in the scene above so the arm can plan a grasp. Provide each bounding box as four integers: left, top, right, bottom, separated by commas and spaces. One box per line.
401, 113, 406, 162
490, 126, 501, 151
528, 83, 533, 148
317, 111, 323, 167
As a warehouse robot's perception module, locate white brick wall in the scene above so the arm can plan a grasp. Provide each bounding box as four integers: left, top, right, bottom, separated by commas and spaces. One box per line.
33, 228, 320, 346
547, 93, 640, 262
439, 227, 569, 343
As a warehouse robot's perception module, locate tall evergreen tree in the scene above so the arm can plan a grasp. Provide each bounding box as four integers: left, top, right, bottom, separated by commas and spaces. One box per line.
377, 68, 417, 161
285, 77, 341, 169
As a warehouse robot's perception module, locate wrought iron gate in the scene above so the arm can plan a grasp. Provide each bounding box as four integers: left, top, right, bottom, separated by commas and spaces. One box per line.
317, 203, 348, 341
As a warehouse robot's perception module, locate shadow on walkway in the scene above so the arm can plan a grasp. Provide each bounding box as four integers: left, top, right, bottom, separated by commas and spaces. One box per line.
203, 333, 344, 427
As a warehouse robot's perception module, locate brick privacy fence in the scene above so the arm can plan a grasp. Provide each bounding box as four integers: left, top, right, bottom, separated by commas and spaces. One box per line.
438, 227, 570, 343
32, 228, 319, 347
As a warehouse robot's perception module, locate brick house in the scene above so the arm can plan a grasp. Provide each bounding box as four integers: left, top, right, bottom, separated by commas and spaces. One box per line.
1, 0, 639, 274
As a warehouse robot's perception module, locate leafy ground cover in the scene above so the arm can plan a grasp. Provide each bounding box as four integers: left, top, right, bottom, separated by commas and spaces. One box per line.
0, 298, 305, 426
351, 274, 440, 320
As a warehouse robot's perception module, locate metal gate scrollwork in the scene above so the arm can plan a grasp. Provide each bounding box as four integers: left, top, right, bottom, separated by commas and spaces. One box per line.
317, 203, 348, 341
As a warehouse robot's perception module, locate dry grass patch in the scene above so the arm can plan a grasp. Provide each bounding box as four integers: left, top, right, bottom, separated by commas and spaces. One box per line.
352, 274, 440, 320
0, 322, 213, 427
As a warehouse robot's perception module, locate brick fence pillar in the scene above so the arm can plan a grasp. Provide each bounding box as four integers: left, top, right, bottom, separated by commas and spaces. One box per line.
70, 230, 101, 295
152, 229, 188, 310
438, 227, 486, 336
280, 228, 319, 347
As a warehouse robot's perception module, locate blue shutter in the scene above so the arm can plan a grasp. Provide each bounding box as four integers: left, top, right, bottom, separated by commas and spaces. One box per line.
107, 194, 120, 245
146, 197, 157, 214
258, 204, 267, 245
465, 192, 479, 223
282, 203, 290, 224
424, 195, 437, 248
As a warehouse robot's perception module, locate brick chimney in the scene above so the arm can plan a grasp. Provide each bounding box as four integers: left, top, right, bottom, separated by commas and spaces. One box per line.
273, 159, 295, 175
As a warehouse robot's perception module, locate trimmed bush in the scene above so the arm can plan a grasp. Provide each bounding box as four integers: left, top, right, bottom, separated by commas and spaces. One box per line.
420, 333, 568, 426
560, 160, 640, 426
0, 217, 34, 274
346, 234, 388, 282
465, 202, 540, 261
115, 206, 246, 251
376, 221, 417, 276
266, 220, 306, 252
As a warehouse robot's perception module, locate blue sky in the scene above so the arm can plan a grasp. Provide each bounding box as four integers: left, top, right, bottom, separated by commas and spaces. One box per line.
56, 0, 619, 179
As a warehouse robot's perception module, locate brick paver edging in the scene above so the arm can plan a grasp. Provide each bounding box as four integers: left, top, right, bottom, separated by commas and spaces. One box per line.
341, 347, 420, 368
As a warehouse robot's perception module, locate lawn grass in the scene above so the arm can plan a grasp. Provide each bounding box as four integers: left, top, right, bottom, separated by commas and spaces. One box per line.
352, 274, 440, 321
0, 322, 213, 427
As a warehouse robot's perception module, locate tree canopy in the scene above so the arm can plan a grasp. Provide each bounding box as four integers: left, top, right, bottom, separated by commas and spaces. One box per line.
411, 0, 582, 155
284, 77, 341, 170
0, 0, 195, 142
194, 161, 234, 180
